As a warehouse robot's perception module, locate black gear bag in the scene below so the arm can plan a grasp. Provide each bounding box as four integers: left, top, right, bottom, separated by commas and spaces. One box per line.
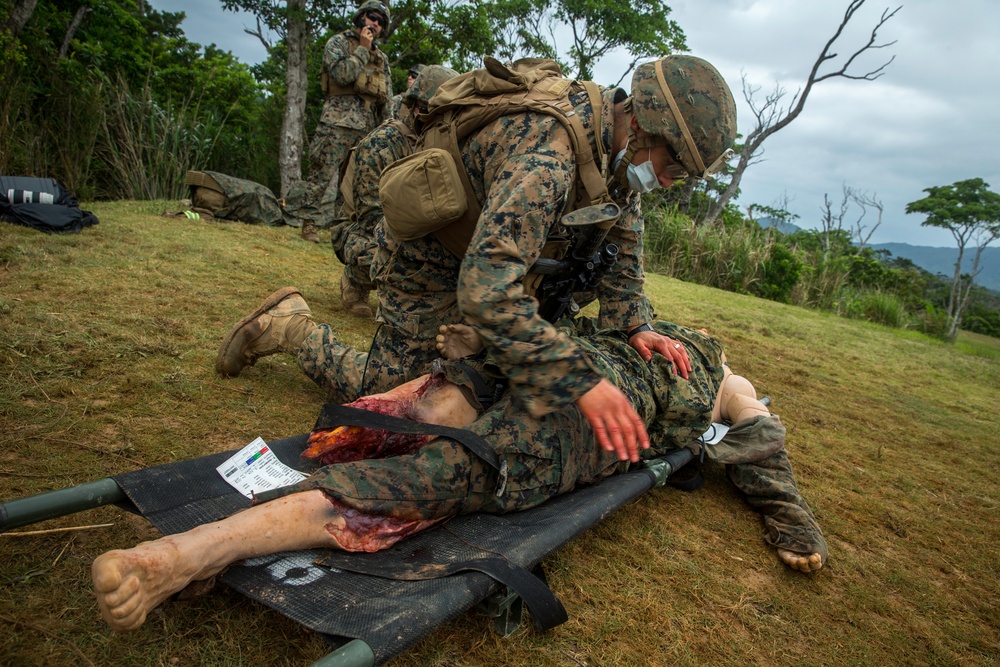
0, 175, 99, 234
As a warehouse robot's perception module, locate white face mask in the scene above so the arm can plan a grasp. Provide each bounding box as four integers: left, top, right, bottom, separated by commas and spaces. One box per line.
626, 157, 659, 193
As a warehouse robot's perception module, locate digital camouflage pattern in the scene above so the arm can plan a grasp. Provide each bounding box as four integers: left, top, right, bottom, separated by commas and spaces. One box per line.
338, 66, 459, 289
197, 171, 283, 226
264, 317, 826, 558
296, 322, 441, 403
338, 120, 413, 289
630, 55, 737, 177
283, 28, 391, 230
371, 86, 656, 418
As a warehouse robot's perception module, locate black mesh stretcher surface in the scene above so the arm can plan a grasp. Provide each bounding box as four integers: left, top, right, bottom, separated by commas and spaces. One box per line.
111, 434, 662, 666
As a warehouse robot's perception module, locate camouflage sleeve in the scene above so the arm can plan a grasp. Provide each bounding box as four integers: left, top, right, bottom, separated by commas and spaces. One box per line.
597, 192, 656, 330
325, 32, 370, 87
352, 125, 410, 235
458, 115, 604, 418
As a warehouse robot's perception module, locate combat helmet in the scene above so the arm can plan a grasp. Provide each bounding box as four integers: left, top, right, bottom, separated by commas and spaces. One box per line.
404, 65, 459, 112
620, 54, 737, 183
354, 0, 390, 29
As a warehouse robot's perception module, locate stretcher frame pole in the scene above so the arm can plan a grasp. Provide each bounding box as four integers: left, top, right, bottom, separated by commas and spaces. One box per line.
0, 478, 125, 531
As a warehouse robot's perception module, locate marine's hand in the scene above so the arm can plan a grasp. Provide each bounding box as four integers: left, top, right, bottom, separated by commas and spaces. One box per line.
359, 27, 374, 49
576, 379, 649, 463
629, 330, 690, 379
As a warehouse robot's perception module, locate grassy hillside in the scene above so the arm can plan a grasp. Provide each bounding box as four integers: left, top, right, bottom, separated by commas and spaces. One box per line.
1, 202, 998, 666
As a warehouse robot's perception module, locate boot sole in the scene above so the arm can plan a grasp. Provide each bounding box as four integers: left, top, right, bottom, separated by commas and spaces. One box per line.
216, 286, 302, 377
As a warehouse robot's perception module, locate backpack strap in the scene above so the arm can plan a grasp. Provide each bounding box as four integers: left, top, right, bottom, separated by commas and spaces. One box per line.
428, 82, 611, 258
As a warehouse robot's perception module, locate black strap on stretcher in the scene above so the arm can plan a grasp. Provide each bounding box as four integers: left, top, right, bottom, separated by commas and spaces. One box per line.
312, 404, 559, 628
318, 550, 567, 632
313, 403, 501, 472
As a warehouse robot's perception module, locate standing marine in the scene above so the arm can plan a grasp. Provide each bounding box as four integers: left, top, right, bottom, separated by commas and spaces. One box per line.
285, 0, 393, 243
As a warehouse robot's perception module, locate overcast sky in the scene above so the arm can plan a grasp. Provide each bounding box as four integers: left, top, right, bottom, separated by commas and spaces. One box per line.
152, 0, 1000, 249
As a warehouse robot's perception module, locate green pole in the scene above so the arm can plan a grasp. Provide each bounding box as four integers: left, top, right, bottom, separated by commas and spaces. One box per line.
308, 639, 376, 667
0, 478, 125, 531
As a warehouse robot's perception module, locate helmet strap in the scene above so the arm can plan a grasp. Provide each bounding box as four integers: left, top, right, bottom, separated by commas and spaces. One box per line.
655, 60, 707, 176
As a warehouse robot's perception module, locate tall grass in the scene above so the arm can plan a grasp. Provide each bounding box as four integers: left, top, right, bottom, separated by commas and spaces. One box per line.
834, 287, 911, 328
98, 74, 228, 200
644, 205, 775, 295
0, 68, 104, 197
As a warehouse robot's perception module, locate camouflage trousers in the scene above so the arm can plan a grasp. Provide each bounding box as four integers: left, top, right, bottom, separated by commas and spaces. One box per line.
296, 322, 441, 403
283, 124, 367, 229
330, 220, 376, 289
720, 416, 828, 561
258, 385, 620, 520
276, 318, 826, 557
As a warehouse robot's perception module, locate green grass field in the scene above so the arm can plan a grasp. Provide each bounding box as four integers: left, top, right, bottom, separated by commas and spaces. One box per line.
1, 203, 998, 666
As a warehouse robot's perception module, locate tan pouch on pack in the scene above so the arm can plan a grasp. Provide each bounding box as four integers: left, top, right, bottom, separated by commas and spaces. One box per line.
379, 147, 468, 241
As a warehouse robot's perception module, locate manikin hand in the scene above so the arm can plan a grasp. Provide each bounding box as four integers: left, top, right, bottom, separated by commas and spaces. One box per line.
576, 378, 649, 463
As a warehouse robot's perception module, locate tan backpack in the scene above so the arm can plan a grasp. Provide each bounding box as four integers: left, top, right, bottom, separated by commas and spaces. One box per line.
378, 57, 618, 258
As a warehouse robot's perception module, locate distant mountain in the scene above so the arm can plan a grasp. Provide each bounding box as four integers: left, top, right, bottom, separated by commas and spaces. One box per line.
869, 243, 1000, 292
754, 218, 1000, 292
757, 216, 803, 235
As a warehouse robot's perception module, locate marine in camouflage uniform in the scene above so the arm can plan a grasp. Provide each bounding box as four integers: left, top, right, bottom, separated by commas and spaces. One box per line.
284, 1, 392, 242
219, 55, 738, 456
364, 55, 738, 431
257, 317, 827, 565
335, 65, 459, 319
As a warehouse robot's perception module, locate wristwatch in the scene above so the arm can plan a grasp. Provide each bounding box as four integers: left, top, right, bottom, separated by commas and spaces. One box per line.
627, 323, 653, 338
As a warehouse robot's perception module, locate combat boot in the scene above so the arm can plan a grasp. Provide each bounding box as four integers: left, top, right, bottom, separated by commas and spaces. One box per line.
340, 272, 374, 318
216, 287, 317, 377
301, 219, 320, 243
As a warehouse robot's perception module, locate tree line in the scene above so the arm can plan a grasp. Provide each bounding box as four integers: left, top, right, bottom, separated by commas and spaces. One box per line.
2, 0, 997, 341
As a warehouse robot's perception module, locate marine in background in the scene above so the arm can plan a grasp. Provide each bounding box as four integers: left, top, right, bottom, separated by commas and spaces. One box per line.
284, 0, 392, 243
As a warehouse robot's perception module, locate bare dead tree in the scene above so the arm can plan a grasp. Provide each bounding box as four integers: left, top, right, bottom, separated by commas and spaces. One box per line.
704, 0, 900, 224
59, 5, 91, 60
818, 189, 850, 256
847, 187, 884, 250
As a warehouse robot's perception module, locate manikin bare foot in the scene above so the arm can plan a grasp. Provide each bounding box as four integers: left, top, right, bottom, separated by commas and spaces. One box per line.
777, 549, 824, 573
93, 491, 348, 631
436, 324, 483, 360
94, 376, 484, 631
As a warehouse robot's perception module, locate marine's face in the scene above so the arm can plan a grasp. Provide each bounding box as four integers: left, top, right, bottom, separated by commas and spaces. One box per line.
629, 119, 688, 188
364, 12, 385, 37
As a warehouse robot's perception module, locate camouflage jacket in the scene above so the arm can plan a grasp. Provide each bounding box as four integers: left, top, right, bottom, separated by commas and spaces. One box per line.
373, 86, 656, 417
353, 118, 416, 239
320, 29, 392, 132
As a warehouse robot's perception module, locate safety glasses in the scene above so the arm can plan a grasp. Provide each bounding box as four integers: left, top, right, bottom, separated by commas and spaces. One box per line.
366, 12, 387, 28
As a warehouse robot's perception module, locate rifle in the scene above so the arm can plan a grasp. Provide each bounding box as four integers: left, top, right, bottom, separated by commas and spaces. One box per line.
532, 202, 622, 323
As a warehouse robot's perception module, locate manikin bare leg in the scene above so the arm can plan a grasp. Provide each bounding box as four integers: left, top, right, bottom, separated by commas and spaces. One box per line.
94, 376, 478, 631
93, 490, 346, 631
